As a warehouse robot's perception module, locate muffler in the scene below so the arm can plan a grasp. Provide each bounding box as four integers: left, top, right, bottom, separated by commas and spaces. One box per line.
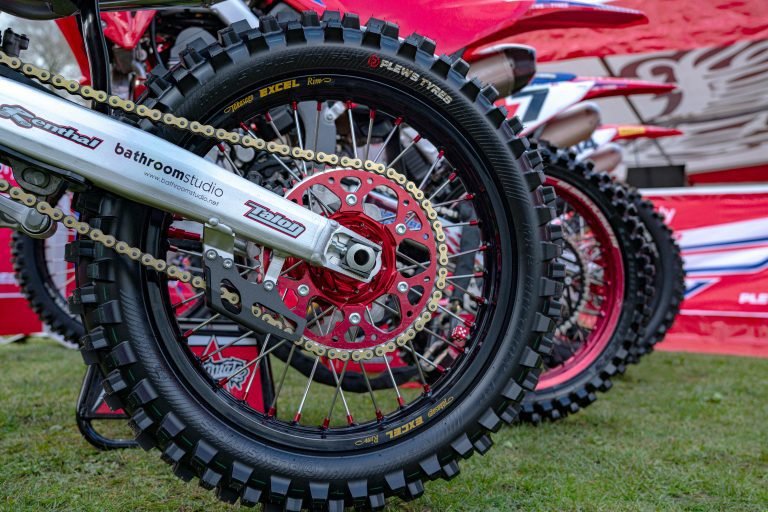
468, 45, 536, 97
537, 102, 601, 148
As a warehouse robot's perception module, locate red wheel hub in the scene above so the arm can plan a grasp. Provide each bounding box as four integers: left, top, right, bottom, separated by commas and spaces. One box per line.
304, 210, 397, 304
278, 169, 438, 352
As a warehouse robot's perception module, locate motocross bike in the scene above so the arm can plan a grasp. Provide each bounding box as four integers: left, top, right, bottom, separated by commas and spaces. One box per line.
10, 0, 680, 426
10, 0, 541, 346
11, 0, 682, 428
0, 1, 562, 510
6, 0, 626, 348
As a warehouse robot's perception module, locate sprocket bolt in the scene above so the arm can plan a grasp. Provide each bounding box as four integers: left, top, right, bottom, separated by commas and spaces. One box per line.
397, 281, 408, 293
395, 223, 406, 235
349, 312, 361, 325
346, 194, 357, 206
298, 284, 310, 296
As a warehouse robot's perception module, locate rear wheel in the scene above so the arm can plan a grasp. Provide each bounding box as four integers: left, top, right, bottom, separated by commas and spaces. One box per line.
71, 13, 561, 509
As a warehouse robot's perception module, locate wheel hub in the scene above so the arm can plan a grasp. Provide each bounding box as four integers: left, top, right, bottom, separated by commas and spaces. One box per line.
278, 169, 441, 360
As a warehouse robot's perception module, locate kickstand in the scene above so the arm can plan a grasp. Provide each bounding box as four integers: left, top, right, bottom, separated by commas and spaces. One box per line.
0, 334, 27, 345
75, 365, 138, 450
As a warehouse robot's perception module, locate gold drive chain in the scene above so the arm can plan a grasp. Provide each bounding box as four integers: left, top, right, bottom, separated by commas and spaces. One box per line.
0, 50, 449, 361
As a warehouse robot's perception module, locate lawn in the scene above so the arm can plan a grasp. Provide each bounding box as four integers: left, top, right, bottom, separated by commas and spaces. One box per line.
0, 338, 766, 511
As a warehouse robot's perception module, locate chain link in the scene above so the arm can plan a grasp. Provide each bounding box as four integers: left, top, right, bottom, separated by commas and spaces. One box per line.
0, 50, 449, 360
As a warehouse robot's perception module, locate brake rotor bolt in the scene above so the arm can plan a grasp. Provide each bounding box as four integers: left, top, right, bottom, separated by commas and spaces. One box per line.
346, 194, 357, 206
397, 281, 408, 293
298, 284, 310, 296
205, 249, 217, 260
349, 312, 361, 325
223, 259, 233, 269
395, 223, 406, 235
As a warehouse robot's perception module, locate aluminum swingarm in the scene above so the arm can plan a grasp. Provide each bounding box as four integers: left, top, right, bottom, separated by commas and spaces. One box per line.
0, 49, 449, 360
0, 75, 380, 282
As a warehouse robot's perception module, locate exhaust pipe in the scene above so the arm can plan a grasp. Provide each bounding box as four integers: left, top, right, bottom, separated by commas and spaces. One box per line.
586, 143, 624, 174
468, 45, 536, 97
537, 102, 601, 148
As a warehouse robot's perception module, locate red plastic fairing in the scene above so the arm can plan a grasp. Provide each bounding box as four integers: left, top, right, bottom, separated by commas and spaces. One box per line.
464, 1, 647, 60
580, 77, 677, 100
55, 17, 90, 84
282, 0, 535, 56
102, 11, 156, 50
516, 1, 647, 31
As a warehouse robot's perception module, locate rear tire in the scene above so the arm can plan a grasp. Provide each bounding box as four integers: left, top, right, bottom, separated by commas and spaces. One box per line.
69, 13, 561, 509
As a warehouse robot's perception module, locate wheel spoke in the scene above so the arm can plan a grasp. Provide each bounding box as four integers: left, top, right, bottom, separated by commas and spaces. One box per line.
182, 313, 221, 338
372, 116, 402, 163
268, 343, 296, 417
383, 356, 406, 408
292, 102, 309, 177
418, 150, 444, 189
359, 361, 384, 422
386, 133, 420, 168
293, 356, 320, 423
363, 109, 375, 162
347, 101, 359, 160
200, 330, 255, 362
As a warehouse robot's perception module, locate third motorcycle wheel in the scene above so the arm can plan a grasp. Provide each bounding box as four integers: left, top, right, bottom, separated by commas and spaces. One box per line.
519, 142, 655, 423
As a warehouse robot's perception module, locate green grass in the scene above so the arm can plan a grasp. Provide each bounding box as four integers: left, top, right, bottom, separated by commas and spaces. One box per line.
1, 338, 766, 511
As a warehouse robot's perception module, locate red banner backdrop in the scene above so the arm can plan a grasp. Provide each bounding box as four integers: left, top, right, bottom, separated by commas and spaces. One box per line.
646, 186, 768, 358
